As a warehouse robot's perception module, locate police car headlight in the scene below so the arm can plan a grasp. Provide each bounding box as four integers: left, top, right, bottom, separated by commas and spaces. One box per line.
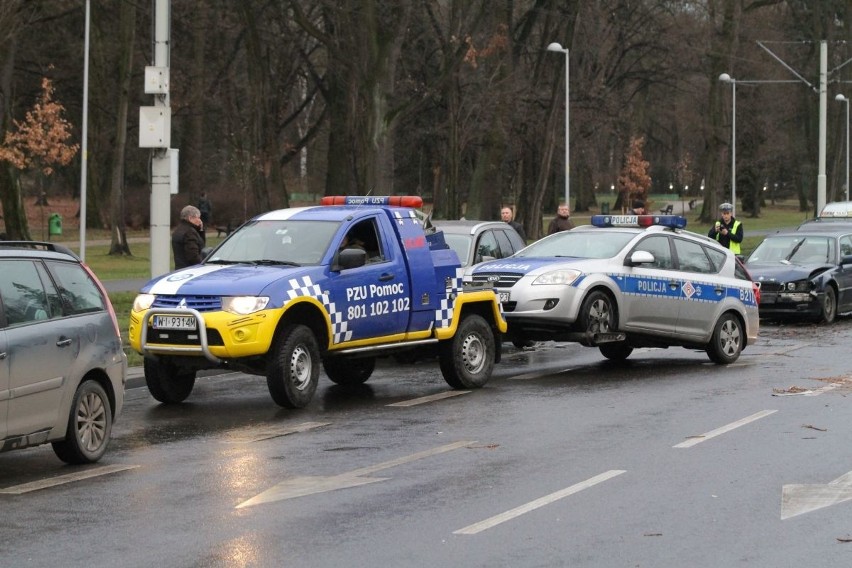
133, 293, 155, 312
223, 296, 270, 315
532, 269, 582, 286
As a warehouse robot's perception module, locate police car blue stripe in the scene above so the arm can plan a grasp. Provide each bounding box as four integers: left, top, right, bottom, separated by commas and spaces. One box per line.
602, 273, 757, 307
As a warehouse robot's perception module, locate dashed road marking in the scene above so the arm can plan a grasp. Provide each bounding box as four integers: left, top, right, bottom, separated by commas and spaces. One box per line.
386, 391, 470, 407
0, 464, 139, 495
236, 440, 475, 508
453, 470, 626, 535
673, 409, 777, 448
509, 368, 574, 381
223, 421, 330, 443
781, 470, 852, 519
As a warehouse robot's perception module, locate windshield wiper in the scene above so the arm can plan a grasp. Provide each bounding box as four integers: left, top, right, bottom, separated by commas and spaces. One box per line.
250, 259, 302, 267
204, 259, 242, 265
785, 240, 805, 262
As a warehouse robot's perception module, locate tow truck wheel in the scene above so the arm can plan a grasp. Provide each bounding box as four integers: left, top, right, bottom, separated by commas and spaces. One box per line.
323, 357, 375, 386
599, 341, 633, 361
705, 312, 743, 364
267, 324, 320, 408
144, 357, 196, 403
439, 314, 495, 389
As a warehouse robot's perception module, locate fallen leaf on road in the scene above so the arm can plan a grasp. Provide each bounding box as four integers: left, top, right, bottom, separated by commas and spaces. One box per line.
836, 536, 852, 543
772, 386, 810, 395
802, 424, 827, 432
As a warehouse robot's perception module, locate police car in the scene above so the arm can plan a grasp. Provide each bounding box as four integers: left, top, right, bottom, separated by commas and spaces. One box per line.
470, 214, 760, 364
129, 196, 506, 408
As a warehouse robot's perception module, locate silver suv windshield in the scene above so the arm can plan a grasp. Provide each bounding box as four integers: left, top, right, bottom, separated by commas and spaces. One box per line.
207, 220, 340, 265
514, 230, 636, 259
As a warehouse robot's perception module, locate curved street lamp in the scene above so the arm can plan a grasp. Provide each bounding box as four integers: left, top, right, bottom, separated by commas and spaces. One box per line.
547, 42, 570, 210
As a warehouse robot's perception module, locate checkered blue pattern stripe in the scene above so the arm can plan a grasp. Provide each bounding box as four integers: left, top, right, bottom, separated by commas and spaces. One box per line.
434, 268, 465, 328
285, 276, 352, 343
393, 210, 420, 225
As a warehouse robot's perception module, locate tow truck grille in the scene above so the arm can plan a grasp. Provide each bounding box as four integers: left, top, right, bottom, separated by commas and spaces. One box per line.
152, 295, 222, 312
472, 273, 523, 288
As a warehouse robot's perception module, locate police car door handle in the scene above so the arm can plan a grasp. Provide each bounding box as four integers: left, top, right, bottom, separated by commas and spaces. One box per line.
379, 273, 395, 281
56, 337, 73, 347
668, 280, 679, 289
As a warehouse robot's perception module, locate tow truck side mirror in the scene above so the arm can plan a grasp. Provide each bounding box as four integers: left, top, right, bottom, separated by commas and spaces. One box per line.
334, 248, 367, 271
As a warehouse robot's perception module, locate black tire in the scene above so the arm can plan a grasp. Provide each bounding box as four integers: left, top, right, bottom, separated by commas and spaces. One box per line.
52, 380, 112, 464
579, 290, 615, 334
144, 357, 196, 403
439, 314, 495, 389
267, 324, 320, 408
599, 342, 633, 361
323, 356, 375, 386
511, 337, 536, 349
705, 312, 744, 364
819, 286, 837, 324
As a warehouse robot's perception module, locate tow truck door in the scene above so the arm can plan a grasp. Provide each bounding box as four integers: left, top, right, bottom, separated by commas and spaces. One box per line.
328, 214, 410, 343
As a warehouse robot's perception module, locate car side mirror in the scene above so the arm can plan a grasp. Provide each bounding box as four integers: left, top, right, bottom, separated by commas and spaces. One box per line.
201, 246, 214, 261
334, 248, 367, 271
625, 250, 655, 266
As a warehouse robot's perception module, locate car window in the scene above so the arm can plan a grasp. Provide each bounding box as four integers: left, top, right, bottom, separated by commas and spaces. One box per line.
343, 217, 385, 263
0, 259, 52, 326
45, 260, 106, 315
475, 231, 500, 264
673, 238, 715, 274
503, 228, 526, 251
442, 233, 472, 266
840, 236, 852, 257
704, 246, 728, 273
632, 235, 673, 269
494, 230, 515, 258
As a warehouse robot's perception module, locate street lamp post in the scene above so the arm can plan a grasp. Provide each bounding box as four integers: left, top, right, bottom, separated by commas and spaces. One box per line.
836, 94, 849, 201
719, 73, 737, 217
547, 42, 570, 210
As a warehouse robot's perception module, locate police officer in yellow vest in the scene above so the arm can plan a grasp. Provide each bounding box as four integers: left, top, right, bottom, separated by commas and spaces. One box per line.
708, 202, 743, 254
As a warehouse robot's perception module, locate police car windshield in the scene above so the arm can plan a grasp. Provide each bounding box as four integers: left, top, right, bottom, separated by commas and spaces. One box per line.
515, 230, 636, 259
208, 220, 339, 265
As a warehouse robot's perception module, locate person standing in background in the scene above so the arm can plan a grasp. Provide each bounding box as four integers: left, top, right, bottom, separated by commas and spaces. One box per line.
172, 205, 206, 269
501, 206, 527, 241
547, 203, 575, 234
708, 202, 743, 254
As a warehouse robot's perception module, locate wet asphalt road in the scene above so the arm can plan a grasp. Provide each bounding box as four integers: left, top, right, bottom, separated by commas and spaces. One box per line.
2, 320, 852, 567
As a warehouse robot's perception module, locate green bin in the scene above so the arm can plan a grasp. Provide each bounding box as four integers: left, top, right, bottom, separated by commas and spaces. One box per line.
48, 213, 62, 237
601, 202, 610, 215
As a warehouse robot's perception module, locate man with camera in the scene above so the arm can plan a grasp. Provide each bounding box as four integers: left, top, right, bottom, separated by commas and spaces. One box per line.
708, 202, 743, 254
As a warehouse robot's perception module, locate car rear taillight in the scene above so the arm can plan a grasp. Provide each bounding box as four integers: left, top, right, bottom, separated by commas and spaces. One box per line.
752, 282, 761, 304
83, 263, 122, 339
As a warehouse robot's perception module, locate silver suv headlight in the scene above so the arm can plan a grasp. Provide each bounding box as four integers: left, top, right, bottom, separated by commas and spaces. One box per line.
532, 269, 582, 286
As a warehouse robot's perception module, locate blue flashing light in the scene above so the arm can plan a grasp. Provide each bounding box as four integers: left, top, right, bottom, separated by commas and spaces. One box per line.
591, 214, 687, 229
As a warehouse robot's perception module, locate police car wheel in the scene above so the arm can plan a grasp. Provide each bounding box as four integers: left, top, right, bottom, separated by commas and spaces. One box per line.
52, 380, 112, 464
144, 357, 197, 404
267, 324, 320, 408
599, 342, 633, 361
819, 286, 837, 324
439, 314, 494, 389
323, 357, 375, 386
579, 290, 615, 334
706, 312, 743, 364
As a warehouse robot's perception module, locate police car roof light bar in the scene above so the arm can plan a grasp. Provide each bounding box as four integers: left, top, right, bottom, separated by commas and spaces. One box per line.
321, 195, 423, 208
591, 214, 687, 229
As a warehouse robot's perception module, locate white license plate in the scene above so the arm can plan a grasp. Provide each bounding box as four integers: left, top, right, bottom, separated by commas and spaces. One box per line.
153, 315, 197, 330
498, 292, 510, 302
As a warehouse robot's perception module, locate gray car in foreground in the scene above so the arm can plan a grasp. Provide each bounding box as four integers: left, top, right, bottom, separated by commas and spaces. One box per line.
0, 242, 126, 463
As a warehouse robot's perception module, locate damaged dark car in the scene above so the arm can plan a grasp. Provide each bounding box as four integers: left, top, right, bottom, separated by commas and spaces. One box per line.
745, 229, 852, 323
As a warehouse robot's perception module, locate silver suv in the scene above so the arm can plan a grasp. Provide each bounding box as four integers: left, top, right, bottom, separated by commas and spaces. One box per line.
0, 242, 126, 463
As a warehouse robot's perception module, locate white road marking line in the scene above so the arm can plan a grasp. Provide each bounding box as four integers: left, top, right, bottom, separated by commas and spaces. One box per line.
453, 470, 626, 535
509, 368, 574, 380
386, 391, 470, 407
223, 421, 330, 443
236, 440, 475, 508
781, 470, 852, 519
0, 464, 139, 495
773, 382, 844, 397
673, 409, 777, 448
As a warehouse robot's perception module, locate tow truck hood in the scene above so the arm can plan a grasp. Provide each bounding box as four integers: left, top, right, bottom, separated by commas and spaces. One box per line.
141, 264, 317, 296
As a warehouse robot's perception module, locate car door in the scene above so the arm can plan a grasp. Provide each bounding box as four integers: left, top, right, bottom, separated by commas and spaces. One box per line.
671, 238, 722, 338
0, 328, 8, 442
836, 235, 852, 310
622, 234, 680, 333
328, 216, 409, 343
1, 259, 76, 438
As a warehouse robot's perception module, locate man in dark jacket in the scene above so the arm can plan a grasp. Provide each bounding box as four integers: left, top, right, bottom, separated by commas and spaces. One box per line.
501, 206, 527, 241
172, 205, 206, 269
708, 202, 743, 254
547, 203, 575, 234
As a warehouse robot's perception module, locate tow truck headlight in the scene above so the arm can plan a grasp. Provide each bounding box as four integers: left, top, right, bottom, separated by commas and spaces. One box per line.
133, 293, 155, 312
223, 296, 270, 315
532, 269, 582, 286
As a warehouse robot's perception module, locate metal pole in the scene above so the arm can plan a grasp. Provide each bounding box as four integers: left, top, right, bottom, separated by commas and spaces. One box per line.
565, 48, 570, 210
846, 98, 849, 201
79, 0, 90, 261
818, 41, 827, 212
731, 79, 736, 217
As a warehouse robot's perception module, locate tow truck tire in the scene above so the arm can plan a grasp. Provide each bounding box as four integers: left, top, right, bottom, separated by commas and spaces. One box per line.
579, 290, 615, 334
819, 286, 837, 324
599, 342, 633, 361
144, 357, 196, 403
323, 357, 375, 386
267, 324, 320, 408
52, 380, 112, 464
439, 314, 495, 389
705, 312, 743, 364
